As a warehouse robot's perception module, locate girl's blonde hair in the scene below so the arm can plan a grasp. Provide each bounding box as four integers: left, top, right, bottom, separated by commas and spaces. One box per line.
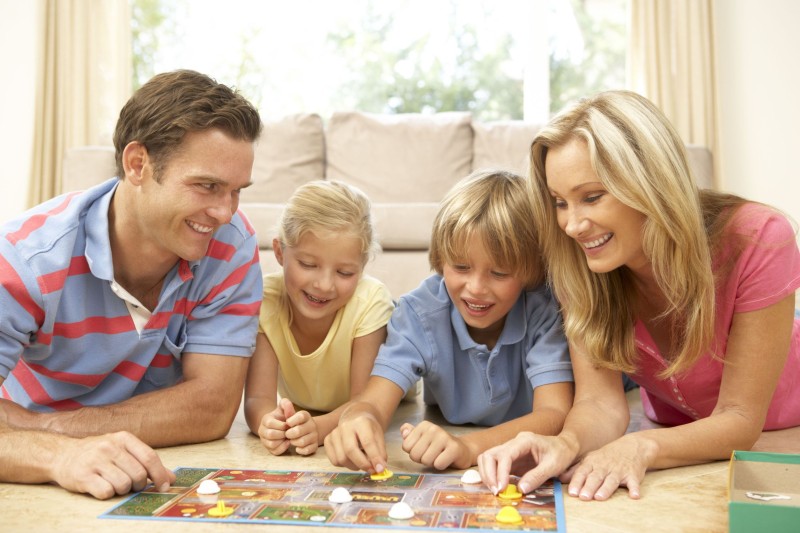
529, 90, 745, 376
278, 180, 379, 265
429, 169, 544, 289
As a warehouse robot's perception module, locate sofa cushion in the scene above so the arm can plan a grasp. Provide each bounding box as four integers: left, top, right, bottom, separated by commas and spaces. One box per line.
325, 111, 474, 203
472, 120, 541, 178
246, 113, 325, 204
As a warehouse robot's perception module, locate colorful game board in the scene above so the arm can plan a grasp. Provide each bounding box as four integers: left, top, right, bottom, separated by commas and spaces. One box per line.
101, 467, 565, 531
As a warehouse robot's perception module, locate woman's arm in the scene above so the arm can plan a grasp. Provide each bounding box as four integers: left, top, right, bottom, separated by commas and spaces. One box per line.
565, 293, 795, 501
478, 341, 630, 494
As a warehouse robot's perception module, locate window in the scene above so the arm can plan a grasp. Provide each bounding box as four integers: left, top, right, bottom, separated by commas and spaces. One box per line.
132, 0, 627, 121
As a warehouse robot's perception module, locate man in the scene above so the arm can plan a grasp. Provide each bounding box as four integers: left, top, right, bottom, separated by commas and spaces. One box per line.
0, 70, 263, 499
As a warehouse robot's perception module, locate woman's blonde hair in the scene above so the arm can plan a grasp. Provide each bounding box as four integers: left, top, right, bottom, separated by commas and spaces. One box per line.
529, 90, 745, 376
278, 180, 379, 265
429, 169, 544, 289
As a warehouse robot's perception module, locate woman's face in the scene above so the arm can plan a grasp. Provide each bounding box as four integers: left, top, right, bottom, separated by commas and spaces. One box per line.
544, 138, 649, 274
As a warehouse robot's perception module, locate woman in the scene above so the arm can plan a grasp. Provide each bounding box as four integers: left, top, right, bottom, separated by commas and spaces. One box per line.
478, 90, 800, 501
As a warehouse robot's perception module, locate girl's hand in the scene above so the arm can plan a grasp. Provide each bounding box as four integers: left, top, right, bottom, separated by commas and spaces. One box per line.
478, 432, 577, 496
565, 433, 658, 501
285, 409, 319, 456
257, 399, 294, 455
400, 421, 473, 470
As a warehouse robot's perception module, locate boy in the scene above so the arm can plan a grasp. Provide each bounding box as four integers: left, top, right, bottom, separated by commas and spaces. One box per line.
324, 169, 574, 473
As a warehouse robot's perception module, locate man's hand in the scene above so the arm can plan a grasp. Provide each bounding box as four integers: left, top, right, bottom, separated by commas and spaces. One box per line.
50, 431, 175, 500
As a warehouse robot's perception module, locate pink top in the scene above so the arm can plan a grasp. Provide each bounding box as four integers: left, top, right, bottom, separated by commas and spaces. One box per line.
632, 203, 800, 430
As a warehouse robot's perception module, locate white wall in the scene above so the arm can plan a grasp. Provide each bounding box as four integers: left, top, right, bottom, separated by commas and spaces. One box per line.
0, 0, 37, 218
715, 0, 800, 229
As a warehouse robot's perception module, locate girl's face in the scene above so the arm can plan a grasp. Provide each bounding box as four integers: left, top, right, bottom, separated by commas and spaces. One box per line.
442, 235, 524, 348
545, 138, 649, 275
274, 230, 364, 326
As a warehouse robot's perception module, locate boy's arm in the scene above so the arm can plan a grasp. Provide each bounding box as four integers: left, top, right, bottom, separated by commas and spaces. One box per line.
323, 376, 406, 472
401, 381, 574, 469
460, 381, 574, 463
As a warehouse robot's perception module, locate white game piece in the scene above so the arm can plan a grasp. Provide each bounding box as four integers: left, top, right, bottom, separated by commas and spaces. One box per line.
328, 487, 353, 503
196, 479, 221, 495
460, 469, 482, 484
388, 501, 415, 520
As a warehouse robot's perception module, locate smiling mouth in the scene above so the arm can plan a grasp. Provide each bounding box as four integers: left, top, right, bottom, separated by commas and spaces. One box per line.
583, 233, 612, 249
465, 302, 491, 311
187, 220, 214, 234
304, 291, 330, 304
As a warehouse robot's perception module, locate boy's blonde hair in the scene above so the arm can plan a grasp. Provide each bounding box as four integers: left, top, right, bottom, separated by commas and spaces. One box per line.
429, 169, 544, 289
529, 90, 745, 376
278, 180, 379, 265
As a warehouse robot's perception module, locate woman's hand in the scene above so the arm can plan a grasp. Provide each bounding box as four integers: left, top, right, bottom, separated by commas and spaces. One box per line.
477, 431, 578, 496
565, 433, 658, 500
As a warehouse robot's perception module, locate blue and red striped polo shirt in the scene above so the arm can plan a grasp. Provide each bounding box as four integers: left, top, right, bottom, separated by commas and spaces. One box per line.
0, 178, 262, 411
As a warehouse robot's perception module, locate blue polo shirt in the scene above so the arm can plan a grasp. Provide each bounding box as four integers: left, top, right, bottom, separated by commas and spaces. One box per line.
371, 274, 572, 426
0, 178, 262, 411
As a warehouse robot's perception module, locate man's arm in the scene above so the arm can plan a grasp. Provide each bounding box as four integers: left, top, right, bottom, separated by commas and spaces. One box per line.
5, 352, 249, 447
0, 378, 174, 499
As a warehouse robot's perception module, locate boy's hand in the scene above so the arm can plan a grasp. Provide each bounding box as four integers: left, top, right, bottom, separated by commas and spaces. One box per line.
324, 407, 387, 473
257, 398, 295, 455
400, 421, 473, 470
284, 409, 319, 456
51, 431, 175, 500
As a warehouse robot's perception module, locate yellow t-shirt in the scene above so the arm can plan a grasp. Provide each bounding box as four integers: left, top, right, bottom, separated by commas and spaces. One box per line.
258, 272, 394, 412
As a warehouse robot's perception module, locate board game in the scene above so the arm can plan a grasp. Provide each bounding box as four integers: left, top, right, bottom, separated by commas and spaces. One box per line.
101, 467, 565, 531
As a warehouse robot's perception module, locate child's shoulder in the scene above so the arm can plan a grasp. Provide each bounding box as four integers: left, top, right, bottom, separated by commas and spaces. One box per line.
396, 274, 451, 313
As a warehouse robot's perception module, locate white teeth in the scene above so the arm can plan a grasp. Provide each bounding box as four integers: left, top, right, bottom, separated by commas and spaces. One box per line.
583, 234, 612, 249
306, 293, 328, 303
187, 221, 213, 234
466, 302, 489, 311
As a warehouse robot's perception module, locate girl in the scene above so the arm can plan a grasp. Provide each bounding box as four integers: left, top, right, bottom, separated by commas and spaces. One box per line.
244, 180, 394, 455
478, 90, 800, 500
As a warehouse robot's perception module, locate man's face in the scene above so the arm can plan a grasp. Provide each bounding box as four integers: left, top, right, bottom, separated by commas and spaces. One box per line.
135, 128, 255, 263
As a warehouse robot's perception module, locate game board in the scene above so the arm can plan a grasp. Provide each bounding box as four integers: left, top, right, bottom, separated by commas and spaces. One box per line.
101, 467, 565, 531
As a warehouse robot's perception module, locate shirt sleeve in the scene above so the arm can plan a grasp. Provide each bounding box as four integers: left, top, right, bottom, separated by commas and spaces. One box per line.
183, 231, 263, 357
0, 239, 42, 378
369, 297, 427, 394
730, 205, 800, 313
354, 278, 395, 338
523, 287, 574, 389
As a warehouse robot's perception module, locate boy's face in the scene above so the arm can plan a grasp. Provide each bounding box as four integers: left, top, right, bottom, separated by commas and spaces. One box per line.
442, 236, 524, 348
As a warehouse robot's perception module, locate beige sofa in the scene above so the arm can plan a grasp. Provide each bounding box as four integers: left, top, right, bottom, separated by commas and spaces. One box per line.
62, 111, 714, 299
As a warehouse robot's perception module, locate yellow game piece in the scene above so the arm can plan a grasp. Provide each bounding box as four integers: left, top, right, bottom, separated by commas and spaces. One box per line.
207, 500, 234, 518
370, 468, 393, 481
498, 483, 523, 500
496, 505, 523, 525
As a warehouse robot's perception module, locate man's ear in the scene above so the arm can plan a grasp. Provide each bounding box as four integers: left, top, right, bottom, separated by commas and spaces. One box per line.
121, 142, 148, 184
272, 238, 285, 266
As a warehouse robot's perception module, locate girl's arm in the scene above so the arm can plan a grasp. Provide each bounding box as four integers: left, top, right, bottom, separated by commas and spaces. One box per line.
309, 326, 388, 444
565, 293, 795, 501
243, 333, 280, 435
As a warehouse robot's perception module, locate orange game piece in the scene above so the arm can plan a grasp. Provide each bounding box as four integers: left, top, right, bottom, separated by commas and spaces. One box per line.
498, 483, 523, 500
206, 500, 234, 517
496, 505, 523, 525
